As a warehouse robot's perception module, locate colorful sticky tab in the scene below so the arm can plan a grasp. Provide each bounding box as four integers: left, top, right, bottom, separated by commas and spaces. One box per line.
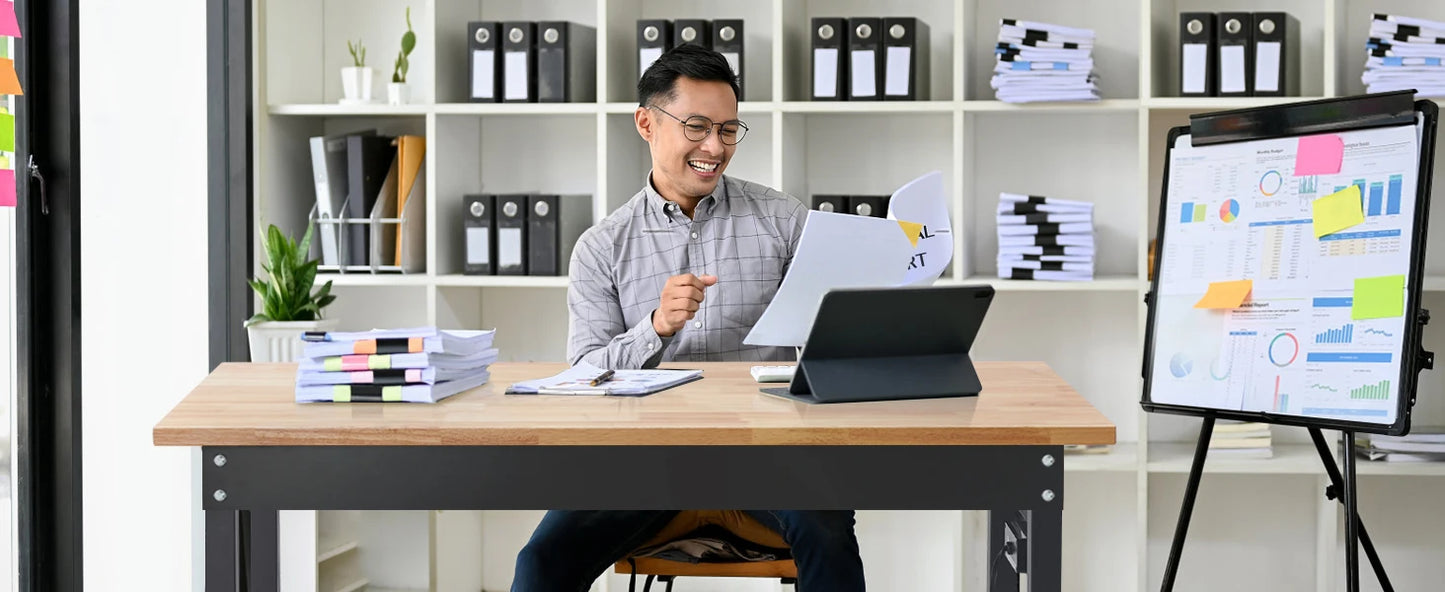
896, 220, 923, 248
1353, 275, 1406, 320
0, 169, 12, 207
1195, 279, 1253, 309
0, 58, 20, 95
1295, 134, 1344, 176
1313, 185, 1365, 238
0, 3, 20, 38
0, 112, 14, 152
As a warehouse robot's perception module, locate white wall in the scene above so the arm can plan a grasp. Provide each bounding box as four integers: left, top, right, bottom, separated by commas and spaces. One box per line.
79, 0, 208, 590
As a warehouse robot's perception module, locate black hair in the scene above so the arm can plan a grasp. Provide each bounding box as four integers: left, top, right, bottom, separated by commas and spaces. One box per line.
637, 44, 741, 107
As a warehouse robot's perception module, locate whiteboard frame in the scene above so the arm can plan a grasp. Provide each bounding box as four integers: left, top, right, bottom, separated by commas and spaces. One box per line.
1141, 95, 1439, 436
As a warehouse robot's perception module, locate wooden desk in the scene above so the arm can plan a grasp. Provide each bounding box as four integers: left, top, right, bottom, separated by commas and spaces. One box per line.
155, 361, 1115, 592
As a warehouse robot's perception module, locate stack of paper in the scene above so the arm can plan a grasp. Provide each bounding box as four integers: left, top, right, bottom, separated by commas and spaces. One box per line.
294, 327, 498, 403
996, 192, 1095, 281
1210, 421, 1274, 459
991, 19, 1100, 103
1355, 428, 1445, 462
1363, 14, 1445, 97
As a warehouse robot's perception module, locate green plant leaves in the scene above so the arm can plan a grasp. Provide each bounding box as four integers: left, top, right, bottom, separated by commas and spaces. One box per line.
249, 223, 335, 325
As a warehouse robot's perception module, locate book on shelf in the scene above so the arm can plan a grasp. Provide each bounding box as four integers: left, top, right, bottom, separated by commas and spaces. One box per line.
1209, 421, 1273, 458
1352, 427, 1445, 462
309, 132, 427, 274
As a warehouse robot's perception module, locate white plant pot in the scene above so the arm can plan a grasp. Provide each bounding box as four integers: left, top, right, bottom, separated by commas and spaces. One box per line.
387, 82, 410, 105
340, 66, 373, 104
247, 318, 340, 363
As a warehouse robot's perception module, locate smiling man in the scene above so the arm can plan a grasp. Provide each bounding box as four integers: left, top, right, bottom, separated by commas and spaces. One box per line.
511, 45, 866, 591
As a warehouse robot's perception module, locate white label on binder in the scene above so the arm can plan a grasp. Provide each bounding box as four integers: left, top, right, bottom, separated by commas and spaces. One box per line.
1220, 45, 1246, 93
1255, 41, 1281, 92
466, 227, 490, 264
504, 51, 528, 100
813, 48, 838, 97
639, 47, 663, 78
499, 227, 523, 267
472, 50, 495, 99
885, 46, 911, 96
1182, 43, 1207, 94
722, 51, 741, 78
850, 49, 877, 97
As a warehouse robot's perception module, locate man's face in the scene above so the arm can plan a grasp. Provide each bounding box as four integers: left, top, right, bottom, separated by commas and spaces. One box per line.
637, 76, 740, 200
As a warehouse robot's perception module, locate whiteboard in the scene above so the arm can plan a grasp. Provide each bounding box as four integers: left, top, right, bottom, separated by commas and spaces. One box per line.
1145, 118, 1425, 428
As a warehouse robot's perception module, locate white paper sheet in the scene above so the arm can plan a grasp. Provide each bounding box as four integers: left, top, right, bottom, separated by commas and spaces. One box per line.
885, 171, 952, 285
498, 227, 522, 267
722, 51, 741, 79
885, 46, 912, 96
1182, 43, 1207, 94
1220, 45, 1246, 93
813, 48, 838, 97
471, 49, 495, 99
504, 51, 529, 100
1254, 41, 1281, 92
639, 47, 663, 78
466, 227, 490, 264
743, 212, 912, 347
850, 49, 877, 97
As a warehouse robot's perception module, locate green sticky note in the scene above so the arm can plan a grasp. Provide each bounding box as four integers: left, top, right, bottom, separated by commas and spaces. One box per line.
382, 386, 403, 402
332, 385, 351, 403
1353, 275, 1406, 320
0, 112, 14, 152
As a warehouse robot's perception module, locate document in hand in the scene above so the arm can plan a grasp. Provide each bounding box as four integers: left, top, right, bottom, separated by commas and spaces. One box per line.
505, 362, 704, 396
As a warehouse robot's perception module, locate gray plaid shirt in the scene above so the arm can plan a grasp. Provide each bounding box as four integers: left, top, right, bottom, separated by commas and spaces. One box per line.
567, 173, 808, 369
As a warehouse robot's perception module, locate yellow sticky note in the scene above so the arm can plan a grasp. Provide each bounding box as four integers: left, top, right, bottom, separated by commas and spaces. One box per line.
1313, 185, 1365, 238
1195, 279, 1253, 309
896, 220, 923, 248
1353, 275, 1406, 320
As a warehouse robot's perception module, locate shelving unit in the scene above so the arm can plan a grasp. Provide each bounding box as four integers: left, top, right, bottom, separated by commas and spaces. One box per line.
252, 0, 1445, 591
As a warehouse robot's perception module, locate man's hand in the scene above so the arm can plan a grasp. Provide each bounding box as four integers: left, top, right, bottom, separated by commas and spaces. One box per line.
652, 273, 718, 337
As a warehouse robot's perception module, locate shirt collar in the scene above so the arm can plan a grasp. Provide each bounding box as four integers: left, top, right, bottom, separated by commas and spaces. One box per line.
644, 170, 727, 218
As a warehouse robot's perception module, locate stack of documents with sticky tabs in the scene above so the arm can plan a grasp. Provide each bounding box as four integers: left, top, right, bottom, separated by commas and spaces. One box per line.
1209, 421, 1274, 459
294, 327, 499, 403
1354, 428, 1445, 462
991, 19, 1100, 103
1363, 14, 1445, 97
996, 192, 1094, 281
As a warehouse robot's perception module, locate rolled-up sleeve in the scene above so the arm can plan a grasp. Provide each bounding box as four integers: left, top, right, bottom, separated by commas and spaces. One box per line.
566, 230, 669, 369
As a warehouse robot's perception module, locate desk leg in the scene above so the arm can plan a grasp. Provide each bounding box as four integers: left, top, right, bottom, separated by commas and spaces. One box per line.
988, 511, 1020, 592
206, 510, 278, 592
1024, 509, 1061, 592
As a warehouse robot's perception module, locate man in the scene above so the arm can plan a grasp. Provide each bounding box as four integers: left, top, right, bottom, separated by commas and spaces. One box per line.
510, 45, 866, 591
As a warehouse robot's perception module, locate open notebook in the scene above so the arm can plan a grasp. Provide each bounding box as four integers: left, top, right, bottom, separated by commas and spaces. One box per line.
505, 363, 702, 396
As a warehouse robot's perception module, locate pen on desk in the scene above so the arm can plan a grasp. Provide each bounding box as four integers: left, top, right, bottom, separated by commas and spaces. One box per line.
589, 369, 616, 387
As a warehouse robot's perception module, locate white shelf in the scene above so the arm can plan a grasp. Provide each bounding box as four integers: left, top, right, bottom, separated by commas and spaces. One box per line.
777, 100, 957, 114
316, 540, 359, 564
962, 99, 1140, 113
1141, 96, 1331, 111
956, 276, 1143, 292
317, 273, 431, 287
603, 101, 777, 115
433, 102, 599, 116
268, 103, 429, 116
333, 579, 370, 592
1064, 442, 1139, 472
1354, 458, 1445, 477
434, 275, 569, 288
1147, 443, 1323, 475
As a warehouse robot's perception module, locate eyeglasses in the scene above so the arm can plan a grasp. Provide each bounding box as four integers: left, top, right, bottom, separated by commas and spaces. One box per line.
649, 105, 749, 145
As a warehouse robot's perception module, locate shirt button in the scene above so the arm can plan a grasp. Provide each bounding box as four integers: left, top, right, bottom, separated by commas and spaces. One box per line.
646, 342, 654, 350
694, 321, 702, 329
691, 232, 699, 240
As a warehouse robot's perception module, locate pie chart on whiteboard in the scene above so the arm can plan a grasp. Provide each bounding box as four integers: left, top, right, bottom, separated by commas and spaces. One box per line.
1169, 353, 1193, 378
1219, 199, 1240, 223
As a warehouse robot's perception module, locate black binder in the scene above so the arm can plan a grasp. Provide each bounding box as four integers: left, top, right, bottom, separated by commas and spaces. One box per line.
811, 195, 846, 213
1217, 12, 1253, 97
526, 194, 592, 276
637, 19, 673, 81
537, 21, 597, 103
713, 19, 744, 98
502, 22, 537, 103
846, 17, 883, 101
762, 285, 994, 404
882, 17, 929, 101
1251, 12, 1298, 97
848, 195, 888, 218
463, 194, 496, 275
810, 17, 847, 101
1179, 12, 1217, 97
467, 22, 502, 103
344, 134, 396, 267
495, 194, 529, 275
673, 19, 711, 49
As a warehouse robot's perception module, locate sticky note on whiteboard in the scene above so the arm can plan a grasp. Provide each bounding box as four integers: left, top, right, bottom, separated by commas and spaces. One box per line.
1295, 134, 1344, 176
1195, 279, 1253, 309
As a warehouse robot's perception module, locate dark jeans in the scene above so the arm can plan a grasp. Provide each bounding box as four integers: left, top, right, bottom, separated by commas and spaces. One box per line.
512, 510, 866, 591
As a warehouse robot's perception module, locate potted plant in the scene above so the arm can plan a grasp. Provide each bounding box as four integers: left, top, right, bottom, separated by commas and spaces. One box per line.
246, 223, 338, 363
388, 7, 416, 105
341, 38, 372, 104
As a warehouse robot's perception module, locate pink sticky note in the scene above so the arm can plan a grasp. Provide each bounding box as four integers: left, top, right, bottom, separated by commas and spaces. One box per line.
0, 3, 19, 38
0, 169, 14, 207
1295, 134, 1344, 176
